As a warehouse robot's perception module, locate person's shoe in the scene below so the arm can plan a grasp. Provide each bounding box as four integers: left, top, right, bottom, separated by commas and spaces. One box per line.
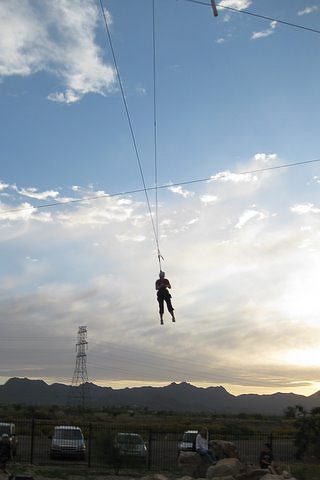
171, 315, 175, 322
160, 316, 164, 325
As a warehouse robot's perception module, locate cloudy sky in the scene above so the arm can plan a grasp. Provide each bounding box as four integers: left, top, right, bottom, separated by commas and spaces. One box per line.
1, 0, 320, 397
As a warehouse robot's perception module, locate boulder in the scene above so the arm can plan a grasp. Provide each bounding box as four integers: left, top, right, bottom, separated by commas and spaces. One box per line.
237, 469, 270, 480
207, 458, 244, 479
211, 440, 239, 460
141, 475, 169, 480
178, 452, 206, 477
259, 475, 282, 480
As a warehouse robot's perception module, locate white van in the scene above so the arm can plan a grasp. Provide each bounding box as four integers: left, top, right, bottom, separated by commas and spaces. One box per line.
50, 426, 86, 460
178, 430, 198, 453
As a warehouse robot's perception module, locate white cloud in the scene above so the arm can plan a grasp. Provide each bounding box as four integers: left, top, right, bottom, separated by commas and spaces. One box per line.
253, 153, 277, 163
199, 194, 218, 204
136, 86, 146, 96
168, 185, 194, 198
216, 38, 225, 44
15, 187, 60, 200
218, 0, 251, 9
0, 0, 115, 103
251, 21, 277, 40
298, 6, 318, 16
291, 203, 320, 215
116, 234, 146, 242
26, 256, 39, 262
47, 91, 81, 104
187, 218, 199, 225
0, 201, 36, 221
103, 7, 113, 25
211, 170, 257, 183
0, 182, 9, 191
235, 208, 268, 229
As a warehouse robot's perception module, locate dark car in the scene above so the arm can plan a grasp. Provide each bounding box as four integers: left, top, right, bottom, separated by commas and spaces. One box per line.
114, 433, 147, 459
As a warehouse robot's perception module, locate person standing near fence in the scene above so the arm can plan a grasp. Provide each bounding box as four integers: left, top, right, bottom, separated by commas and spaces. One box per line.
195, 427, 216, 464
0, 433, 12, 474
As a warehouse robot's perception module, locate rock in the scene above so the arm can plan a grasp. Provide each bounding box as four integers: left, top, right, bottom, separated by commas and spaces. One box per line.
207, 458, 244, 479
211, 440, 239, 460
178, 452, 206, 477
236, 468, 270, 480
179, 452, 203, 465
210, 477, 235, 480
141, 475, 169, 480
259, 475, 282, 480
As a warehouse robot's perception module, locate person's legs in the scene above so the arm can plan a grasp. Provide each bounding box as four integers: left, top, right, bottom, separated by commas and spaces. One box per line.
164, 292, 175, 321
196, 449, 216, 465
157, 295, 164, 324
0, 457, 8, 474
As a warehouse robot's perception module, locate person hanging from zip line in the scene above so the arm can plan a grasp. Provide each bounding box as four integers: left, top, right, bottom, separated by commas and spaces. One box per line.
155, 271, 175, 325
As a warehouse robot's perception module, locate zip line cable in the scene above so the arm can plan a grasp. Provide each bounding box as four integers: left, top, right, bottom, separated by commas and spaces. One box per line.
99, 0, 161, 265
152, 0, 163, 271
1, 156, 320, 216
182, 0, 320, 35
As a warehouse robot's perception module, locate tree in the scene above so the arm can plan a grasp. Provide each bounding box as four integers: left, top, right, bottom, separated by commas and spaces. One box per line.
294, 407, 320, 460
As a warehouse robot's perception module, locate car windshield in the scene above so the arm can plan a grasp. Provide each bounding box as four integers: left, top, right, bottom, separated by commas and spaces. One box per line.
182, 432, 197, 442
0, 425, 11, 436
117, 435, 143, 445
55, 429, 83, 440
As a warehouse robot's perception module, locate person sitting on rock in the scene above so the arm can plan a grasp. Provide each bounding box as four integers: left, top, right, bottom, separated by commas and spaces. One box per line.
195, 427, 217, 465
259, 443, 280, 474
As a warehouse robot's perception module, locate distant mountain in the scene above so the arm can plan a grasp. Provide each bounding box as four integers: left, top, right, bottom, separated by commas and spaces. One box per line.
1, 377, 320, 414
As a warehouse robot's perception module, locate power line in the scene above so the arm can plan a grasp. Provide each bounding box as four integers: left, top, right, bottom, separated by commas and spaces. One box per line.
152, 0, 163, 270
183, 0, 320, 35
1, 156, 320, 217
99, 0, 161, 264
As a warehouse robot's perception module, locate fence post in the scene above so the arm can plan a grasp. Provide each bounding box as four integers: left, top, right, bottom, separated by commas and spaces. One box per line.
147, 429, 152, 470
269, 432, 273, 447
30, 418, 35, 464
87, 423, 92, 468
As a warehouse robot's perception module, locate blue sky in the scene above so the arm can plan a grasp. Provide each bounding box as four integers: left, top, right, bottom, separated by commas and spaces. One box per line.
1, 0, 320, 397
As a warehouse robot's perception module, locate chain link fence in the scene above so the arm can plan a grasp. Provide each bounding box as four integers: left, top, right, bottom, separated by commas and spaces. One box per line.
6, 419, 296, 472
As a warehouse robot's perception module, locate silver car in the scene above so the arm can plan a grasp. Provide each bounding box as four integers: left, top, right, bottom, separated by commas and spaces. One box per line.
50, 426, 86, 460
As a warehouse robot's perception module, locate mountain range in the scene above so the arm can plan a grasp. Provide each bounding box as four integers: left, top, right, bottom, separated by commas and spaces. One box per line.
1, 377, 320, 414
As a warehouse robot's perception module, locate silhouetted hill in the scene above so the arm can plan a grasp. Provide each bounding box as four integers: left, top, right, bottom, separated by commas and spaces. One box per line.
1, 378, 320, 414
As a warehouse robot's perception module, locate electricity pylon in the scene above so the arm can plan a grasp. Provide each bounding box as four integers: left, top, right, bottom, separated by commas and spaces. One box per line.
71, 326, 90, 408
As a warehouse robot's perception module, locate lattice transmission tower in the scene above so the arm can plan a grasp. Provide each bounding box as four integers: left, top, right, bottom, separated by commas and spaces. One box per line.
71, 326, 90, 408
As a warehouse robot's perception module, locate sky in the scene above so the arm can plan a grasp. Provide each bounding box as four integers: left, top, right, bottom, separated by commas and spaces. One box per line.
1, 0, 320, 398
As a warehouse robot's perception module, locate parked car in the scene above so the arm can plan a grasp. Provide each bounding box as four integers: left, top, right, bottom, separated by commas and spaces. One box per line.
114, 433, 147, 459
178, 430, 198, 453
50, 426, 86, 460
0, 422, 17, 456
